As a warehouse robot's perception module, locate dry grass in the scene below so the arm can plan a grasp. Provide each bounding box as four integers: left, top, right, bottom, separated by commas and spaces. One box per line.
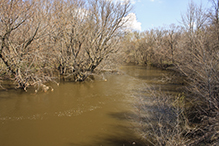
132, 85, 189, 146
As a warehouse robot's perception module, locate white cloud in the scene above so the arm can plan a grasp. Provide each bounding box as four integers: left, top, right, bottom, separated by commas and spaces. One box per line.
123, 13, 142, 31
150, 0, 154, 2
130, 0, 136, 4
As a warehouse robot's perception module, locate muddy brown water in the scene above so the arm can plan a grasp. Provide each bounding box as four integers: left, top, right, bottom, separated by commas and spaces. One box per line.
0, 65, 183, 146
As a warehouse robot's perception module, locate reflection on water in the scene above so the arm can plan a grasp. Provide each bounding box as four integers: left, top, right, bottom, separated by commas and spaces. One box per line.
0, 65, 182, 146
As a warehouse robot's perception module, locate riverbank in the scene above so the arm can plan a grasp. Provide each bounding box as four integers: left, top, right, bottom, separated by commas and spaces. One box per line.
127, 64, 219, 145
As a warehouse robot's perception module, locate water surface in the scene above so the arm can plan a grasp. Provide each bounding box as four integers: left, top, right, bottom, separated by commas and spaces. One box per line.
0, 65, 182, 146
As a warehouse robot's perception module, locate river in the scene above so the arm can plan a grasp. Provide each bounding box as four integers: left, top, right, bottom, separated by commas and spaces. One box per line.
0, 65, 183, 146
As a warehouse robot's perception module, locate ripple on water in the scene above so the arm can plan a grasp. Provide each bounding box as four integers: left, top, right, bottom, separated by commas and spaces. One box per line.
0, 105, 102, 123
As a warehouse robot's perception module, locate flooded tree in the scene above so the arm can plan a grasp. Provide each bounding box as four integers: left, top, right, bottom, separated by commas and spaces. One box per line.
0, 0, 132, 90
54, 0, 131, 81
0, 0, 55, 91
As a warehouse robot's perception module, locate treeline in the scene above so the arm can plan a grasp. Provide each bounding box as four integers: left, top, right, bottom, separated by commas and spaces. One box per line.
121, 1, 219, 145
0, 0, 131, 91
121, 1, 218, 69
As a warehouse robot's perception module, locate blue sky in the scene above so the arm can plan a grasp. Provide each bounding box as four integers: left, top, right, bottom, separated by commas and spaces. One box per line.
129, 0, 211, 31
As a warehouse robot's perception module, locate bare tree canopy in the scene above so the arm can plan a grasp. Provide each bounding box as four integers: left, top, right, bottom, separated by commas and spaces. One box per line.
0, 0, 131, 90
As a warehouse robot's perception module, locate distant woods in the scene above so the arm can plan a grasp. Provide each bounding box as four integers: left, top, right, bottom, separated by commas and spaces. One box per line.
0, 0, 131, 90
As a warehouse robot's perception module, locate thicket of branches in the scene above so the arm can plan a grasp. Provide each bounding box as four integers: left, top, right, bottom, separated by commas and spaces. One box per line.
122, 1, 219, 145
0, 0, 131, 91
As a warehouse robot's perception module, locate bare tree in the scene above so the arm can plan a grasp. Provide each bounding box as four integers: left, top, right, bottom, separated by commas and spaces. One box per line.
181, 0, 208, 54
54, 0, 131, 81
208, 0, 219, 40
0, 0, 55, 91
166, 24, 181, 64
